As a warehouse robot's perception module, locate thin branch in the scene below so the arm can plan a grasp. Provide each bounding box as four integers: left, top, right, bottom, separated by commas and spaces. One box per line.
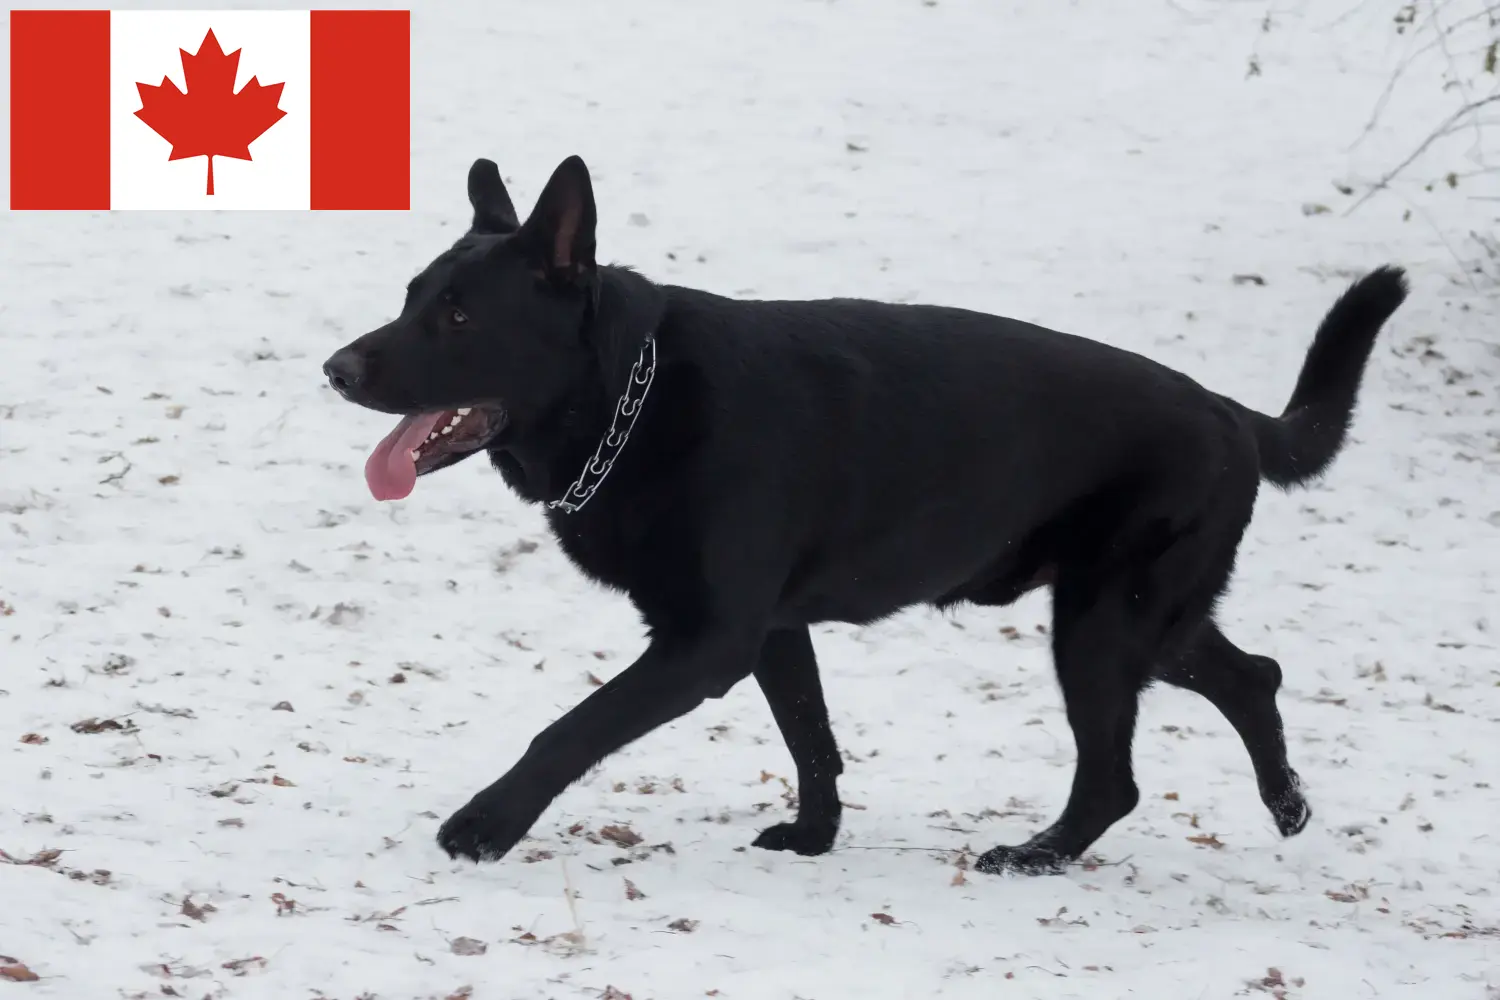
1347, 93, 1500, 213
1352, 2, 1500, 148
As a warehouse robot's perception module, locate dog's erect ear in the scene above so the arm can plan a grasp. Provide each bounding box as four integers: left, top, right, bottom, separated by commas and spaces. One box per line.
467, 158, 519, 234
515, 155, 596, 284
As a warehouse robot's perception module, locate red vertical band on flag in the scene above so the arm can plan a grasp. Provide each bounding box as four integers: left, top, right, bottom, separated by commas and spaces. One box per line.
10, 10, 111, 210
310, 10, 409, 210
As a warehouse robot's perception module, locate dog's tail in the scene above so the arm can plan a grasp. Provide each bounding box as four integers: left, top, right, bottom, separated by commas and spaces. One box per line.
1244, 266, 1408, 490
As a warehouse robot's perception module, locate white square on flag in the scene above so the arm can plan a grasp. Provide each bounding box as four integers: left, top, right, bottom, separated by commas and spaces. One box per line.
10, 8, 409, 211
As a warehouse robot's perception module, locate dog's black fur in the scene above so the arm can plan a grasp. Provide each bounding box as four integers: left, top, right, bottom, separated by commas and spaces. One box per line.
324, 156, 1408, 874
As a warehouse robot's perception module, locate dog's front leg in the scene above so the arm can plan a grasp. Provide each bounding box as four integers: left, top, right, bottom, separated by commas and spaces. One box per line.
750, 626, 844, 856
437, 630, 762, 863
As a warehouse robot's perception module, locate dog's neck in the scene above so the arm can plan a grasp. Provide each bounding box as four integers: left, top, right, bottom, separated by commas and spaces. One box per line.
488, 265, 665, 507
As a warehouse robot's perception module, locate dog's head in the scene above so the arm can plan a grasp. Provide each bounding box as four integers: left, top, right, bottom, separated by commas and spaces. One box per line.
323, 155, 600, 501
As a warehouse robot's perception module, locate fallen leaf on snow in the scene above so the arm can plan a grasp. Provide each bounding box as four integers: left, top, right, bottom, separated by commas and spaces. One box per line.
600, 824, 644, 847
870, 912, 897, 926
623, 878, 645, 901
181, 896, 216, 922
19, 733, 47, 745
0, 963, 39, 982
601, 988, 633, 1000
1324, 885, 1369, 903
70, 716, 138, 735
450, 936, 488, 956
0, 848, 62, 867
220, 956, 266, 976
667, 918, 698, 933
1187, 833, 1225, 850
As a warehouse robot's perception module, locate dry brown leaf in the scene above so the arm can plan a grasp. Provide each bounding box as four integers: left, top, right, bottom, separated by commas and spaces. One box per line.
70, 716, 136, 735
271, 775, 295, 787
19, 733, 47, 745
0, 963, 39, 982
220, 956, 266, 976
667, 918, 698, 933
181, 896, 216, 922
623, 878, 645, 901
1187, 833, 1225, 850
601, 987, 633, 1000
600, 824, 643, 847
870, 912, 897, 926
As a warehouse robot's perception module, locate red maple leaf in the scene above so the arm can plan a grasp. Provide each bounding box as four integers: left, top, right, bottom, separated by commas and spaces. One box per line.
134, 29, 286, 196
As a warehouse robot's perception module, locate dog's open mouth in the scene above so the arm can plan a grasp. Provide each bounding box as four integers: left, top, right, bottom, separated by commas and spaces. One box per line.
364, 405, 507, 501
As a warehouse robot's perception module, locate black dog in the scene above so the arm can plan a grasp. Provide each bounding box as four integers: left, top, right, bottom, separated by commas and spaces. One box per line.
323, 155, 1407, 874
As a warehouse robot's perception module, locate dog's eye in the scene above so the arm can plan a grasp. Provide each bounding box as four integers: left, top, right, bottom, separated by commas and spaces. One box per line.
449, 308, 468, 326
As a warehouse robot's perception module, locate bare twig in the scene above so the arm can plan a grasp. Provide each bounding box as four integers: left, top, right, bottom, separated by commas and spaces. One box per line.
1347, 93, 1500, 213
98, 454, 132, 487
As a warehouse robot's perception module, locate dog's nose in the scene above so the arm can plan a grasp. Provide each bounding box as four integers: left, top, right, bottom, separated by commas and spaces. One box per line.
323, 349, 366, 392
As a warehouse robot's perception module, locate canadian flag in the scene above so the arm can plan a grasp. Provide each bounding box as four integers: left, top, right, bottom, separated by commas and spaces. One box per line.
10, 9, 409, 210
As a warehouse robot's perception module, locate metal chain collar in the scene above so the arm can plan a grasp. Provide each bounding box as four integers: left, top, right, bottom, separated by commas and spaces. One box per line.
546, 336, 657, 514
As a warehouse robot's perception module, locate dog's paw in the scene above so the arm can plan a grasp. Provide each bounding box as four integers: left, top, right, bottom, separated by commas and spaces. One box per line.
1266, 777, 1311, 838
752, 820, 838, 856
436, 797, 532, 864
973, 843, 1070, 877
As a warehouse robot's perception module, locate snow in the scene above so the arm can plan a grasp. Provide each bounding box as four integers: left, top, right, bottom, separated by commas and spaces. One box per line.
2, 0, 1498, 997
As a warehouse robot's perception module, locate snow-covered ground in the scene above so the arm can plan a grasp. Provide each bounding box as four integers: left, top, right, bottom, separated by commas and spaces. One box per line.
3, 1, 1497, 997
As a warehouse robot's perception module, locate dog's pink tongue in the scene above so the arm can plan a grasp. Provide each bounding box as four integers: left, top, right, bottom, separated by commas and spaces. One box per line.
364, 413, 445, 501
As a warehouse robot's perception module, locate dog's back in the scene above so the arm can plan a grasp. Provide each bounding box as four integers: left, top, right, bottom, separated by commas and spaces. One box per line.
652, 285, 1247, 622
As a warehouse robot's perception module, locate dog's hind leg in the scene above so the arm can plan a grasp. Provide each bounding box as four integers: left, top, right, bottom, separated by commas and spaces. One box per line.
1152, 621, 1310, 837
751, 626, 845, 855
975, 571, 1152, 875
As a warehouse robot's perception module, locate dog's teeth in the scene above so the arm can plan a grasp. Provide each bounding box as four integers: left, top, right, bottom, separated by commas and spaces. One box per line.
410, 449, 422, 461
440, 426, 453, 435
457, 408, 472, 416
427, 432, 438, 441
449, 415, 463, 427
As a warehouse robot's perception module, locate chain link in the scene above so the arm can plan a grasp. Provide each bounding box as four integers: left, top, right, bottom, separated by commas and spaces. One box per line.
546, 337, 657, 514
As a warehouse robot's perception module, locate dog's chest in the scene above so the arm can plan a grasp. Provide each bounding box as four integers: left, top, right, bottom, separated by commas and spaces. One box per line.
545, 504, 710, 631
